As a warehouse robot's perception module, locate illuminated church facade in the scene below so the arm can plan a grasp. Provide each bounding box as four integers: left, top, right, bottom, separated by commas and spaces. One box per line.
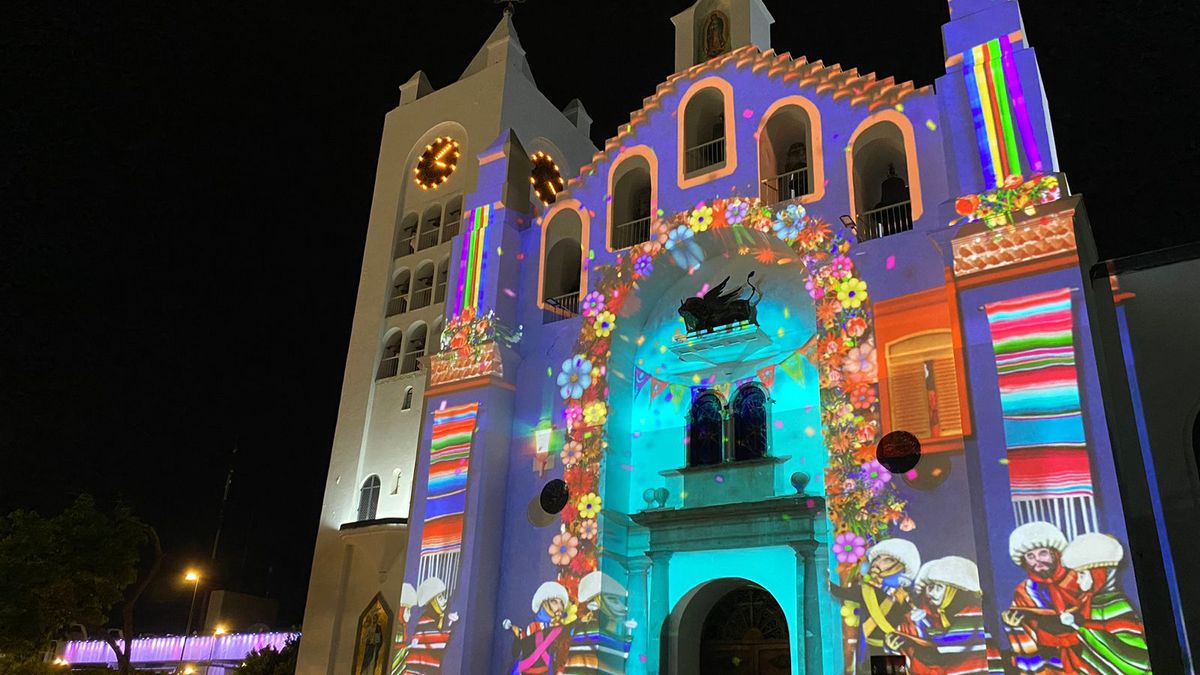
298, 1, 1179, 673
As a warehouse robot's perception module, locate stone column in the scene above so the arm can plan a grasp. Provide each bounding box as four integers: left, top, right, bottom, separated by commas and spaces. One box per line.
791, 540, 823, 675
646, 550, 673, 675
627, 556, 652, 671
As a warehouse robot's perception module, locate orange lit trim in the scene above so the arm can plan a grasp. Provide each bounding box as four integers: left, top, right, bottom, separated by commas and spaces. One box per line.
755, 95, 826, 205
606, 145, 659, 252
845, 110, 924, 223
676, 76, 738, 190
536, 199, 590, 311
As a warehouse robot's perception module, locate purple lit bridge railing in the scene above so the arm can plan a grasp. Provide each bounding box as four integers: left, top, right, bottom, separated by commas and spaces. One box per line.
56, 631, 299, 671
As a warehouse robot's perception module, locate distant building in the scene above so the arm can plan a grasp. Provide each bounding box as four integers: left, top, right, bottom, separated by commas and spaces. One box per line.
297, 1, 1191, 673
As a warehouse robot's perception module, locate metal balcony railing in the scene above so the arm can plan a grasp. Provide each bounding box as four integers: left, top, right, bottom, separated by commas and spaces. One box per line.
395, 236, 415, 259
612, 216, 651, 250
417, 228, 441, 251
434, 282, 448, 305
543, 292, 580, 324
761, 167, 811, 204
410, 286, 433, 310
684, 137, 726, 174
386, 295, 408, 317
857, 201, 914, 242
442, 217, 460, 242
376, 355, 400, 380
400, 351, 424, 375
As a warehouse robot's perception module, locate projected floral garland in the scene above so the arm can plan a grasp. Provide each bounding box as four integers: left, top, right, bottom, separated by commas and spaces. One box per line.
953, 173, 1060, 227
549, 196, 908, 599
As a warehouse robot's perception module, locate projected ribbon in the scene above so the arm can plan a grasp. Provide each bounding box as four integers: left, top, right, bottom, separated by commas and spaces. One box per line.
452, 205, 490, 316
985, 288, 1096, 538
417, 403, 480, 598
963, 35, 1044, 188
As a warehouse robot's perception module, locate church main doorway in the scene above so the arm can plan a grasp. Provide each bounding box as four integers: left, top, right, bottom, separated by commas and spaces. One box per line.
699, 585, 791, 675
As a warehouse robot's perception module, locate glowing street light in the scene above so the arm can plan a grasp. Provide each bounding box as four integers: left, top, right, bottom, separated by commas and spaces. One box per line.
178, 569, 202, 673
214, 625, 228, 636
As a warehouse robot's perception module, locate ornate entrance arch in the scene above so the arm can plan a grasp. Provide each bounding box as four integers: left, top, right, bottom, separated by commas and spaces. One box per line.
701, 586, 791, 675
545, 196, 910, 669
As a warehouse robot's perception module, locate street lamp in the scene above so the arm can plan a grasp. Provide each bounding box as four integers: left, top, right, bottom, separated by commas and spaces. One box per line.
178, 569, 202, 673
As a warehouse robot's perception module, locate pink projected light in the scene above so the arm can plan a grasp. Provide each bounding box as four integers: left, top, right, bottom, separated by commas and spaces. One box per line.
59, 632, 299, 667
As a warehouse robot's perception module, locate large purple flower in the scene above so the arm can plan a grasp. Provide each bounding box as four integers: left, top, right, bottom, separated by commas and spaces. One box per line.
861, 459, 892, 492
835, 532, 867, 564
580, 291, 605, 318
634, 254, 653, 278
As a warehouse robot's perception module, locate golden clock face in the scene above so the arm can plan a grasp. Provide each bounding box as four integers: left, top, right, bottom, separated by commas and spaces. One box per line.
530, 151, 564, 205
414, 137, 460, 190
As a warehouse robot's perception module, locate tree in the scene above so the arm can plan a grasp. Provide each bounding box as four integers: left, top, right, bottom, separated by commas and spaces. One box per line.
235, 637, 298, 675
0, 495, 162, 674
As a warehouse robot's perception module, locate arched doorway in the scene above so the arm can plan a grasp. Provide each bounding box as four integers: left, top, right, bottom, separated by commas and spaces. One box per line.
699, 585, 791, 675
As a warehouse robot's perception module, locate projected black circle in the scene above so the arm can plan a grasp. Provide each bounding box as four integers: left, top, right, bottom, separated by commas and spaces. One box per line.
539, 479, 570, 514
876, 430, 922, 474
903, 452, 951, 491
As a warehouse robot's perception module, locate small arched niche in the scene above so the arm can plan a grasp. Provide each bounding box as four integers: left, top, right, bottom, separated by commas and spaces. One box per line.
411, 260, 435, 310
377, 330, 404, 380
388, 268, 411, 317
683, 87, 728, 176
611, 155, 654, 250
731, 382, 770, 461
401, 322, 427, 375
541, 209, 583, 320
688, 390, 726, 467
759, 104, 815, 204
395, 213, 418, 259
418, 205, 442, 251
851, 121, 913, 240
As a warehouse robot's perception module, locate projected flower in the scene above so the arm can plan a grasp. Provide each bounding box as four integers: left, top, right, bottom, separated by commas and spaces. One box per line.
561, 440, 582, 467
633, 254, 653, 278
688, 205, 714, 232
861, 459, 892, 492
831, 255, 853, 279
549, 532, 579, 565
771, 204, 805, 241
582, 402, 607, 426
843, 340, 877, 385
665, 224, 693, 250
577, 492, 602, 519
725, 199, 748, 225
557, 356, 593, 399
845, 316, 867, 337
665, 225, 703, 270
804, 276, 826, 300
835, 532, 866, 564
840, 603, 861, 627
850, 384, 877, 410
593, 311, 616, 338
837, 277, 868, 309
580, 291, 605, 318
579, 519, 598, 540
563, 403, 583, 427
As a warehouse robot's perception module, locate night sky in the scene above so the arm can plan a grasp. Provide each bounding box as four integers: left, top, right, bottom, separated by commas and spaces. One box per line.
3, 1, 1196, 633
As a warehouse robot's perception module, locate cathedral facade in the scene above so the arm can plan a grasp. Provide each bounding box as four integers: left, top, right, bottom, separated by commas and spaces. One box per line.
298, 1, 1172, 673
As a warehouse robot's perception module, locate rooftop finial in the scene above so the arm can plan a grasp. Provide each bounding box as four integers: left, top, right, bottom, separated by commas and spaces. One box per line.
494, 0, 525, 16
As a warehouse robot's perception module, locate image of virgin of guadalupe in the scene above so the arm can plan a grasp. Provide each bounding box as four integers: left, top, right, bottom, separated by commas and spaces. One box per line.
702, 11, 730, 59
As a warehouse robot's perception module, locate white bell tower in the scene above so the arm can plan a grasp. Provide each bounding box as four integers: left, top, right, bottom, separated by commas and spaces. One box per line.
671, 0, 775, 72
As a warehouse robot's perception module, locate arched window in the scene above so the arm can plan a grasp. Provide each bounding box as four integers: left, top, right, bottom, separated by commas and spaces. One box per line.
434, 256, 450, 304
388, 268, 411, 317
610, 156, 653, 249
688, 390, 726, 466
401, 323, 427, 374
541, 210, 583, 321
418, 205, 442, 250
885, 332, 963, 440
402, 386, 414, 411
377, 331, 403, 380
357, 475, 381, 521
411, 261, 435, 310
683, 87, 728, 175
443, 196, 463, 242
429, 318, 444, 355
396, 213, 418, 259
851, 121, 913, 240
731, 383, 769, 461
759, 103, 815, 203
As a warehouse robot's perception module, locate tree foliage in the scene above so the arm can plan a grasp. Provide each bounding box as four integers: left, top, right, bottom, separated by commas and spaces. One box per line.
0, 495, 160, 672
234, 637, 298, 675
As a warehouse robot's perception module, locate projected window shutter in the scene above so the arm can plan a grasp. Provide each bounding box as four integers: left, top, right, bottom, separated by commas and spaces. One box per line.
888, 362, 932, 439
932, 357, 964, 436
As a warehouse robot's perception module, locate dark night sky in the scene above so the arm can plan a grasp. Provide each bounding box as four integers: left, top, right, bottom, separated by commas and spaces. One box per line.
2, 1, 1197, 633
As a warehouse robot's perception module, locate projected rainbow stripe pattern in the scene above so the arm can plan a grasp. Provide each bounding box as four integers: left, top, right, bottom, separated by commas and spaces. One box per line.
962, 35, 1044, 188
417, 402, 480, 598
452, 204, 490, 316
985, 288, 1097, 539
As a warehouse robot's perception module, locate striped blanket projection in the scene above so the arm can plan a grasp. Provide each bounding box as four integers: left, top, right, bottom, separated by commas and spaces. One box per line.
417, 403, 480, 599
985, 288, 1097, 539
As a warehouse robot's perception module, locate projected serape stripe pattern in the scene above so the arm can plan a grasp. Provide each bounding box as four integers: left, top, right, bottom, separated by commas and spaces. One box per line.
985, 288, 1097, 539
452, 205, 490, 316
417, 403, 480, 599
962, 35, 1044, 188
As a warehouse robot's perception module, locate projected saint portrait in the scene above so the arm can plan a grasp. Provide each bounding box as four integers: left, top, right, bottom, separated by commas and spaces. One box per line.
352, 594, 391, 675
